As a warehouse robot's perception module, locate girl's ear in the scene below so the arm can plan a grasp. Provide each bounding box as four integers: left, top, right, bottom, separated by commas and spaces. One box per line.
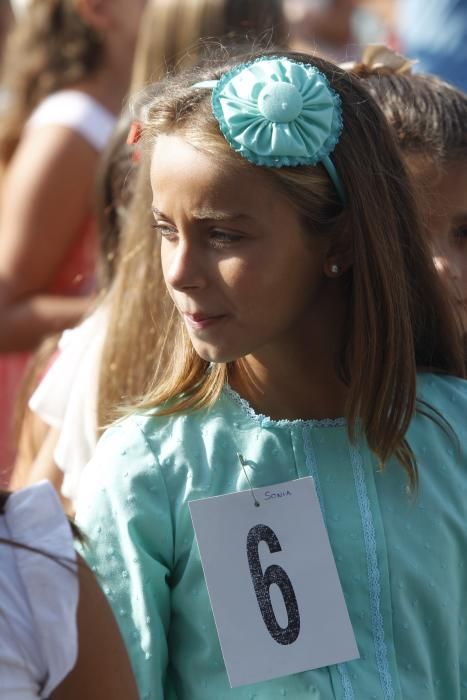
72, 0, 112, 31
324, 220, 353, 278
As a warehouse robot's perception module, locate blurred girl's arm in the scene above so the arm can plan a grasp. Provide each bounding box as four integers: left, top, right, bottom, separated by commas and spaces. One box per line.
51, 555, 139, 700
0, 125, 98, 351
10, 425, 74, 515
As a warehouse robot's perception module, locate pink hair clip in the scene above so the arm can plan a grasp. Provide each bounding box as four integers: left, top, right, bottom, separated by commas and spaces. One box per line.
127, 120, 142, 145
127, 120, 143, 163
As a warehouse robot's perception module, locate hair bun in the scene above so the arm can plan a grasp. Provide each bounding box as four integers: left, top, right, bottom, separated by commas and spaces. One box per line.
341, 44, 416, 77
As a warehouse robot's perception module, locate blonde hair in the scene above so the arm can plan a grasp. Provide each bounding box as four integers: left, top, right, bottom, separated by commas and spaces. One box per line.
130, 0, 287, 92
99, 51, 465, 487
0, 0, 103, 166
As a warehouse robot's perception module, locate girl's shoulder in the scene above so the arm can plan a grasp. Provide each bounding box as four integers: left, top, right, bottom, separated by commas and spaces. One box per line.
90, 396, 233, 466
0, 482, 78, 697
80, 390, 255, 489
26, 89, 116, 152
92, 382, 305, 461
416, 371, 467, 424
412, 372, 467, 457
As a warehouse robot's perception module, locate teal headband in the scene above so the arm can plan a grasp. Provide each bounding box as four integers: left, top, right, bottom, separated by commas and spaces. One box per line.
193, 56, 346, 205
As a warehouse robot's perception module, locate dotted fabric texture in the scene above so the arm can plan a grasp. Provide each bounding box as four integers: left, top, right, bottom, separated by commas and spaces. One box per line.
76, 373, 467, 700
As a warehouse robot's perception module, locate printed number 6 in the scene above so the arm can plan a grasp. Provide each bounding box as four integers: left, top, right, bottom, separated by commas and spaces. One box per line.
247, 524, 300, 645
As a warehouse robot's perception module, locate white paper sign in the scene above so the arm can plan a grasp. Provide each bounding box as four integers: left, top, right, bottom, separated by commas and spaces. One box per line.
189, 477, 359, 688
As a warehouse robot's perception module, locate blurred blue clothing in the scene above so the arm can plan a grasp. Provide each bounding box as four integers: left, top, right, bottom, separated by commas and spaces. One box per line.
397, 0, 467, 91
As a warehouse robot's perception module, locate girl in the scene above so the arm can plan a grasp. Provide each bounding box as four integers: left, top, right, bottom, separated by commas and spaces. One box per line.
0, 481, 138, 698
0, 0, 146, 480
77, 50, 466, 699
349, 45, 467, 339
10, 108, 142, 507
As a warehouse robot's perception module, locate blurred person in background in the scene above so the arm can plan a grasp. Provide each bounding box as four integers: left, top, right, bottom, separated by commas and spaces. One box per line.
283, 0, 357, 60
10, 108, 141, 511
351, 45, 467, 348
130, 0, 287, 91
0, 480, 139, 698
283, 0, 395, 62
10, 0, 288, 510
397, 0, 467, 92
0, 0, 146, 483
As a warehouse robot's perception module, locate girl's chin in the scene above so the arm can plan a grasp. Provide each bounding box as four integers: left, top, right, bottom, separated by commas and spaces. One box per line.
191, 341, 241, 365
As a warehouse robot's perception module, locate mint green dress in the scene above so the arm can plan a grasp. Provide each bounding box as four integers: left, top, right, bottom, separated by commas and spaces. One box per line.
76, 373, 467, 700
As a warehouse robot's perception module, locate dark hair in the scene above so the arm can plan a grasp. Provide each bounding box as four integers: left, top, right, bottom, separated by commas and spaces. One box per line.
224, 0, 286, 42
356, 69, 467, 162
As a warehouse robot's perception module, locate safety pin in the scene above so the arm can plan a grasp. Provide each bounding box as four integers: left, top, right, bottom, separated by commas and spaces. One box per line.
237, 452, 260, 507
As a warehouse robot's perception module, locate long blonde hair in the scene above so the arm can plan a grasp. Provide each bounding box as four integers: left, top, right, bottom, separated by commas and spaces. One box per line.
130, 0, 287, 92
0, 0, 103, 166
99, 51, 465, 487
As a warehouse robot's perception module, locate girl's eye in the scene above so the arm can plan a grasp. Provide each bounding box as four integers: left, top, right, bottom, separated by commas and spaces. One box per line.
209, 230, 243, 249
152, 223, 178, 240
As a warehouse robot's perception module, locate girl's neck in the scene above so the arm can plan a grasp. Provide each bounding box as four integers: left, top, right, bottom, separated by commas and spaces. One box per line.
230, 356, 348, 422
75, 34, 135, 115
229, 301, 349, 422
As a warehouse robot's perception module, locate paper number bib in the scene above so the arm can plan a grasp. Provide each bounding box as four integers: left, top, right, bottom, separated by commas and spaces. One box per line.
189, 476, 359, 688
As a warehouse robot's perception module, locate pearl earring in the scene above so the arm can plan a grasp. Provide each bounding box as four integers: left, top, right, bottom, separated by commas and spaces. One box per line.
330, 264, 340, 275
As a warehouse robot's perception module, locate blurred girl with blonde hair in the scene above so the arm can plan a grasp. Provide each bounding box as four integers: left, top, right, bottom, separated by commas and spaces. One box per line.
0, 0, 146, 480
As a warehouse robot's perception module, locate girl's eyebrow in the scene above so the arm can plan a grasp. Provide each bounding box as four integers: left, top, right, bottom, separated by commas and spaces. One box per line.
152, 206, 254, 222
152, 207, 170, 219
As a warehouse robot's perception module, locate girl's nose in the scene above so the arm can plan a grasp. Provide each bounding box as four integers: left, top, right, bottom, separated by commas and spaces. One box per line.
164, 241, 206, 291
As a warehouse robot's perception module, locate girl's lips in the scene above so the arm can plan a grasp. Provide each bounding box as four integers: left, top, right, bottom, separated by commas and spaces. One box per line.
183, 313, 226, 330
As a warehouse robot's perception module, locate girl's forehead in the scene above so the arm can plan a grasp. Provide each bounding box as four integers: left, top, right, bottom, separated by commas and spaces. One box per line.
151, 133, 277, 197
150, 133, 299, 225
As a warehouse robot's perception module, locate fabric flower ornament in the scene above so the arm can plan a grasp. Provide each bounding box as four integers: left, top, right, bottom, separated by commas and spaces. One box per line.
194, 56, 346, 203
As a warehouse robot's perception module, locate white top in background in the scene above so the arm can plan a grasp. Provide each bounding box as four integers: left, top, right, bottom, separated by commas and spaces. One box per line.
27, 90, 116, 152
0, 481, 79, 699
29, 304, 109, 503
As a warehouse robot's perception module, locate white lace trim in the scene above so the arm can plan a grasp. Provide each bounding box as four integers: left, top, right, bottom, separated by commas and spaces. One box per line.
224, 385, 346, 428
349, 444, 395, 700
337, 663, 356, 700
